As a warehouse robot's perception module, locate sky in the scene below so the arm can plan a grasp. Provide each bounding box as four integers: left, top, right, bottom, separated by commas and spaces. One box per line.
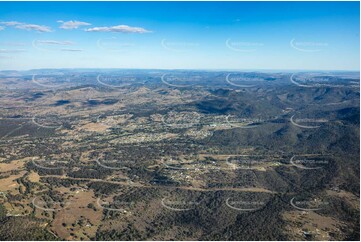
0, 1, 359, 71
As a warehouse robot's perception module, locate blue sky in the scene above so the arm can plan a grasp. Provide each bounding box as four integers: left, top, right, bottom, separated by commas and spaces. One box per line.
0, 1, 359, 71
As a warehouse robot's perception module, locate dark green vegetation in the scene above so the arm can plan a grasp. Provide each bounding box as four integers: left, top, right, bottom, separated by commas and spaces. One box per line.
0, 70, 359, 240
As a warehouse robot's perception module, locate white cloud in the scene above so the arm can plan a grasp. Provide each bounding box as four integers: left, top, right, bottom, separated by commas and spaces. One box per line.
0, 49, 26, 53
0, 42, 26, 46
32, 40, 77, 51
15, 24, 52, 32
58, 20, 91, 30
85, 25, 151, 33
36, 40, 74, 45
0, 21, 22, 26
0, 21, 52, 32
0, 26, 4, 31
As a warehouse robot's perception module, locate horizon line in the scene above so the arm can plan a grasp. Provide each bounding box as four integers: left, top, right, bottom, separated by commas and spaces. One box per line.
1, 67, 360, 73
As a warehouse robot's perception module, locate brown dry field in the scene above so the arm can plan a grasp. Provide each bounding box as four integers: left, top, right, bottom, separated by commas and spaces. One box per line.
282, 210, 345, 240
51, 190, 103, 241
0, 158, 26, 172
